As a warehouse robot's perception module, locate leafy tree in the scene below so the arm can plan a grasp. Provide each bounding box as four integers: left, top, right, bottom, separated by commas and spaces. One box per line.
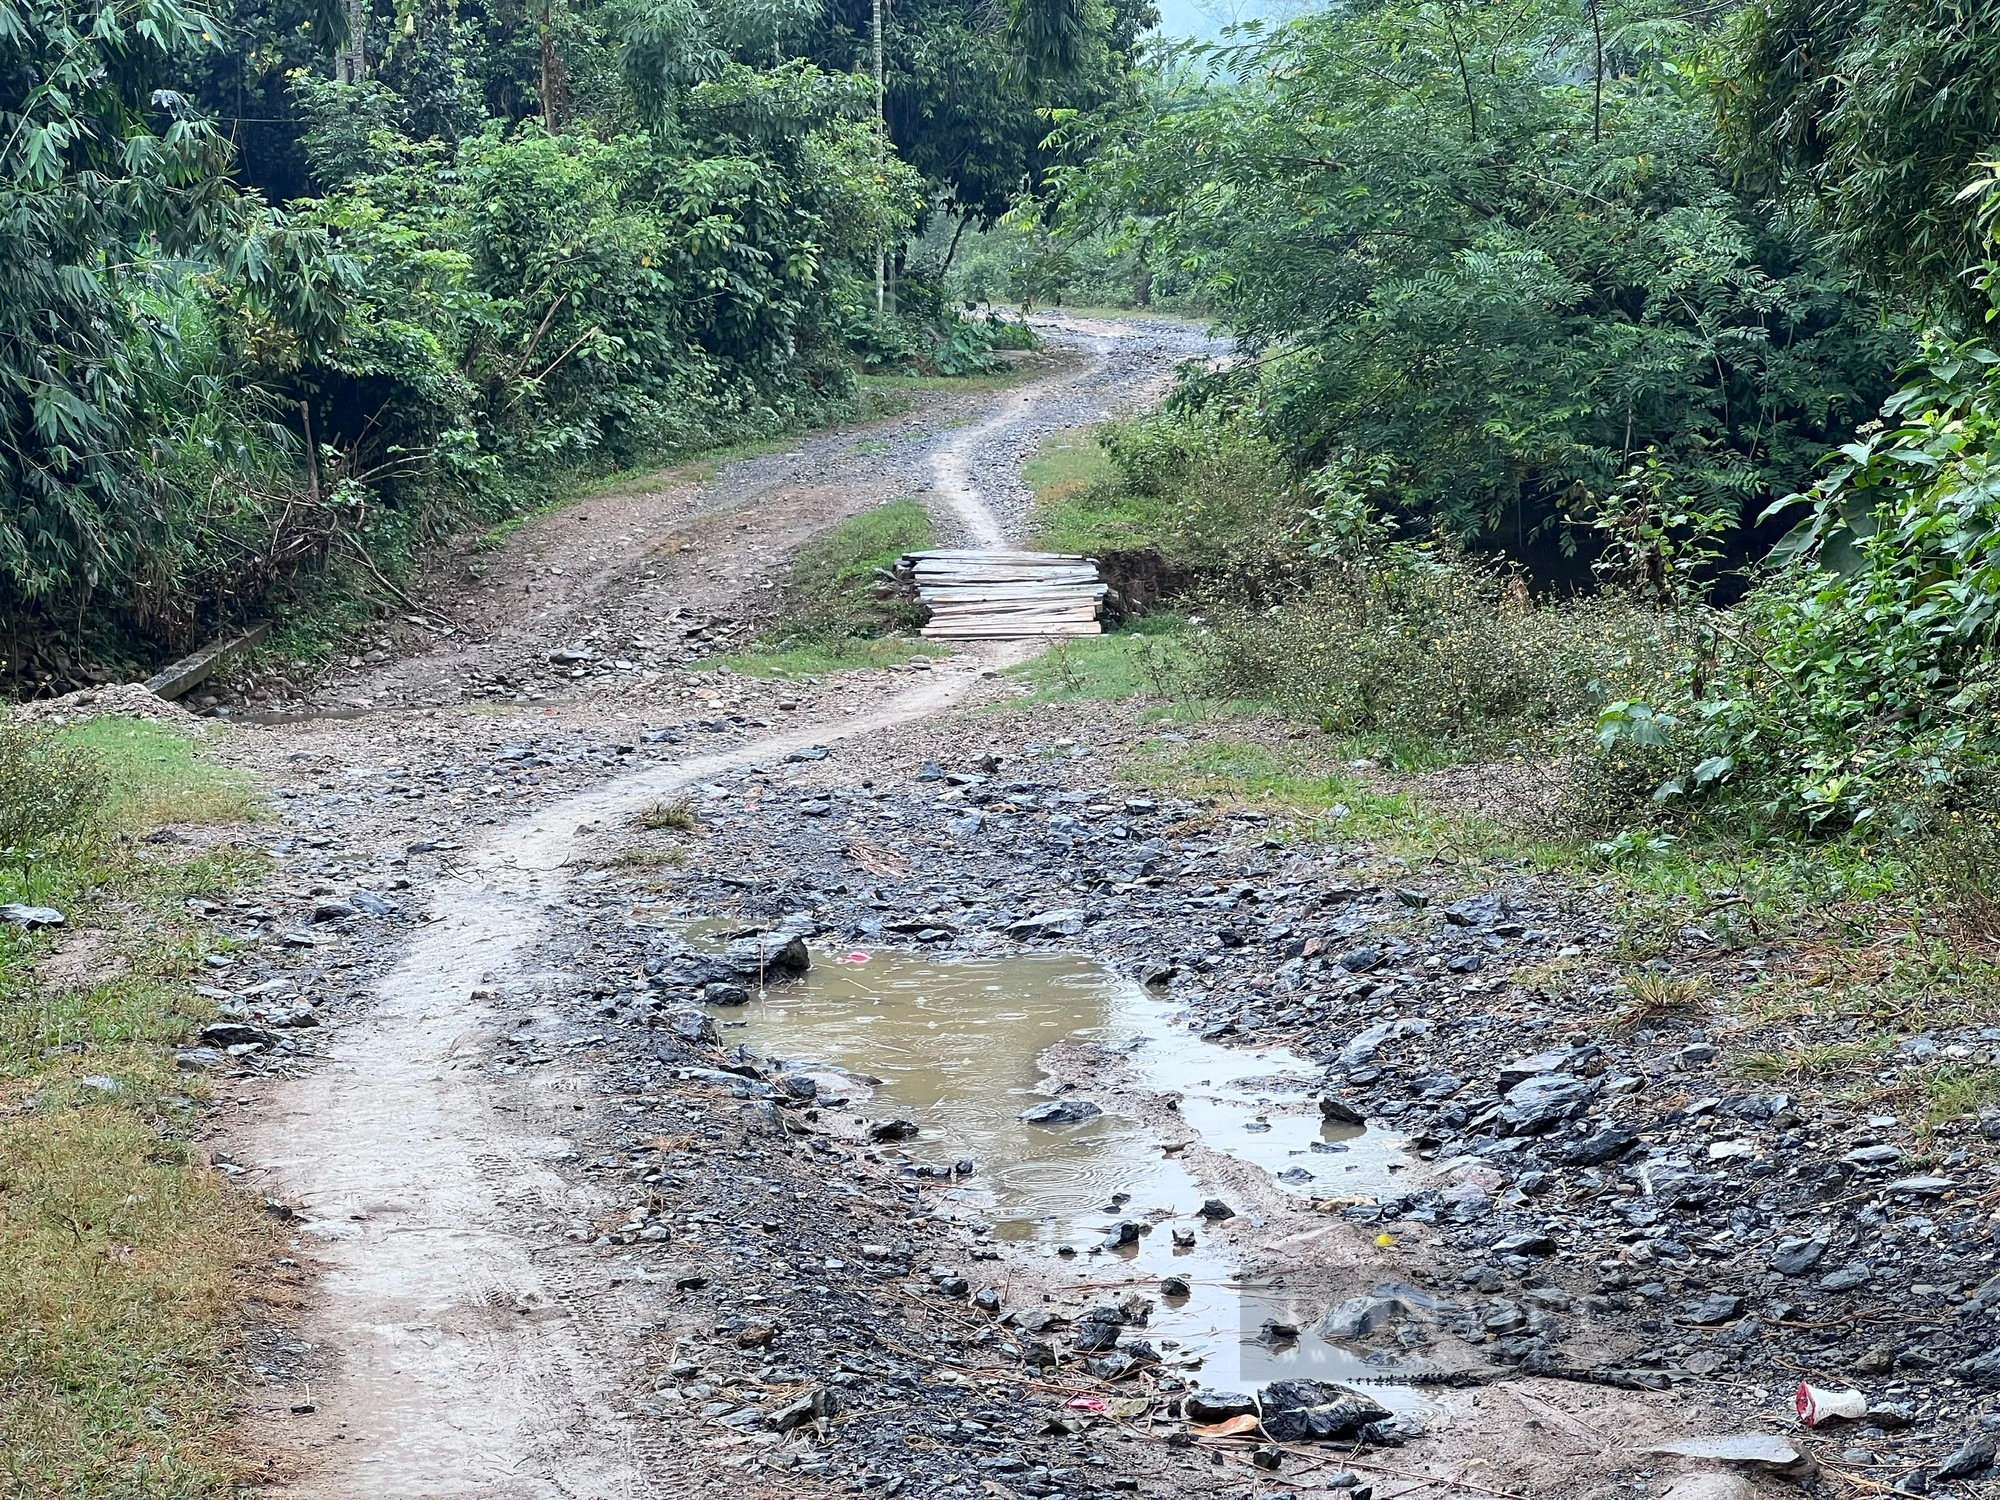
1058, 0, 1906, 574
1724, 0, 2000, 318
0, 0, 240, 631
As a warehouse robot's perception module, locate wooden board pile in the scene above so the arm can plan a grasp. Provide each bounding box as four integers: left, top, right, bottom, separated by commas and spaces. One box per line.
900, 550, 1106, 638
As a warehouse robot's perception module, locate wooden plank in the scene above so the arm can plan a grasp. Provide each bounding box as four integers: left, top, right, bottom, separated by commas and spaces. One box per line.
925, 623, 1103, 638
905, 546, 1107, 639
906, 549, 1096, 563
143, 622, 272, 701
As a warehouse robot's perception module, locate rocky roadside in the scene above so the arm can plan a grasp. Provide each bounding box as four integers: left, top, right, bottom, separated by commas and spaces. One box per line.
550, 691, 2000, 1500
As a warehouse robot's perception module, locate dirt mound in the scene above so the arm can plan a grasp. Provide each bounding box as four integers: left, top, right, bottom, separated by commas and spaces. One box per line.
13, 682, 206, 730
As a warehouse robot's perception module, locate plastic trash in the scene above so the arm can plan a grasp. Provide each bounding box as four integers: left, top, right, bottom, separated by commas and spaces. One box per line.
1796, 1381, 1868, 1426
1066, 1396, 1107, 1414
834, 951, 871, 964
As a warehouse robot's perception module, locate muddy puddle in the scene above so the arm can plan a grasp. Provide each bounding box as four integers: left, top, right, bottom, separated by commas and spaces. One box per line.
704, 940, 1430, 1401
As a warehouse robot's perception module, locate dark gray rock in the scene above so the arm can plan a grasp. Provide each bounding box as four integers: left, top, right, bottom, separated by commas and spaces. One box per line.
1009, 909, 1087, 940
1256, 1380, 1392, 1444
1682, 1293, 1744, 1325
1884, 1175, 1955, 1197
1319, 1096, 1366, 1125
1200, 1198, 1237, 1221
1498, 1074, 1599, 1133
1498, 1050, 1577, 1092
1770, 1238, 1827, 1277
1443, 895, 1511, 928
1933, 1433, 1996, 1482
667, 1010, 719, 1045
1020, 1099, 1102, 1126
1316, 1295, 1411, 1340
199, 1021, 276, 1049
867, 1119, 920, 1142
726, 932, 809, 976
1490, 1230, 1555, 1256
1184, 1390, 1256, 1422
1562, 1124, 1638, 1166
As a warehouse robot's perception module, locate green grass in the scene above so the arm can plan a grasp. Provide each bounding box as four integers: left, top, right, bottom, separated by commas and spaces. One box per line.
1003, 618, 1198, 707
789, 497, 935, 606
1029, 464, 1169, 558
0, 717, 273, 1498
702, 635, 949, 679
1022, 427, 1115, 510
65, 719, 262, 834
706, 499, 951, 678
1126, 736, 1491, 852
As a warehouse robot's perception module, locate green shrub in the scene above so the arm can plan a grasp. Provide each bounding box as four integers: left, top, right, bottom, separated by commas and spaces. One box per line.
1034, 407, 1302, 579
1592, 314, 2000, 830
0, 724, 108, 886
1189, 545, 1680, 761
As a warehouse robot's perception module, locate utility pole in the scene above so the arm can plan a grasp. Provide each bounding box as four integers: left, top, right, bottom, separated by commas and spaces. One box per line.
873, 0, 885, 314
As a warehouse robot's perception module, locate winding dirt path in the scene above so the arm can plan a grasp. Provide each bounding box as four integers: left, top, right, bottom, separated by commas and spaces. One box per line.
240, 659, 1017, 1497
230, 317, 1202, 1496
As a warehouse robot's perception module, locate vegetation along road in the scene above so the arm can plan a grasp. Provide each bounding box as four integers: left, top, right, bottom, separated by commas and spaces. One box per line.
17, 0, 2000, 1497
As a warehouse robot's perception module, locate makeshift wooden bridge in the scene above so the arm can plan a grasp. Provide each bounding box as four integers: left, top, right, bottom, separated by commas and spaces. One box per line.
899, 550, 1106, 638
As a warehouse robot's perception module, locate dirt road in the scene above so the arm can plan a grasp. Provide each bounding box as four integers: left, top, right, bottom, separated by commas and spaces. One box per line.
201, 315, 1774, 1500
224, 316, 1231, 1497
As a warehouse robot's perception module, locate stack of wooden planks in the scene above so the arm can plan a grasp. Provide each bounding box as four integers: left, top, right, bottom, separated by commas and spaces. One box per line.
901, 550, 1106, 638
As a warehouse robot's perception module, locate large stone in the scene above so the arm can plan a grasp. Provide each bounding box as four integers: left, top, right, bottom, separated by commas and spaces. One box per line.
1009, 909, 1087, 940
1640, 1435, 1813, 1476
1184, 1390, 1257, 1423
1563, 1123, 1638, 1166
1770, 1237, 1827, 1277
1319, 1096, 1367, 1125
1256, 1380, 1391, 1444
725, 932, 809, 977
199, 1021, 276, 1049
1443, 895, 1512, 928
1933, 1432, 1997, 1481
1316, 1295, 1413, 1340
1499, 1049, 1576, 1091
1020, 1099, 1102, 1126
666, 1010, 719, 1046
1498, 1074, 1599, 1133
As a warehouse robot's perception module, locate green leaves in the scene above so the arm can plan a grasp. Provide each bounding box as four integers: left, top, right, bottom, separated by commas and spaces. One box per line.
1058, 0, 1904, 564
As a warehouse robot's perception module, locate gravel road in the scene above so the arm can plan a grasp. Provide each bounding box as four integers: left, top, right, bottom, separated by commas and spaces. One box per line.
98, 313, 1991, 1500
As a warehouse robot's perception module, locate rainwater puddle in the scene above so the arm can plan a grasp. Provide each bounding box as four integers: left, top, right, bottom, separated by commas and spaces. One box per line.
720, 944, 1426, 1400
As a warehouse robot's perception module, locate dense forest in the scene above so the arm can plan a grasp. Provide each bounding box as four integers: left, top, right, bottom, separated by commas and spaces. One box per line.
0, 0, 1148, 683
1007, 0, 2000, 840
18, 0, 2000, 835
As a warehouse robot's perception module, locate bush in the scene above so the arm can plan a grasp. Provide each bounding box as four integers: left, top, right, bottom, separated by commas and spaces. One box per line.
0, 724, 108, 885
1034, 407, 1302, 582
1191, 545, 1680, 758
1592, 321, 2000, 831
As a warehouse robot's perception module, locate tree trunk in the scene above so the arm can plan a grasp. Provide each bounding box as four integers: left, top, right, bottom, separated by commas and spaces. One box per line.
338, 0, 367, 81
872, 0, 885, 314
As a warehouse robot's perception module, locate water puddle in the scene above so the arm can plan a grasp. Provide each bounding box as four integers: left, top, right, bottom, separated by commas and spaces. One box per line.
697, 939, 1427, 1401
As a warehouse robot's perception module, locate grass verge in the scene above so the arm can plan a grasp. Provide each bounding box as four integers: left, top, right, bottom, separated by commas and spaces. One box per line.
710, 499, 954, 679
0, 717, 271, 1499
